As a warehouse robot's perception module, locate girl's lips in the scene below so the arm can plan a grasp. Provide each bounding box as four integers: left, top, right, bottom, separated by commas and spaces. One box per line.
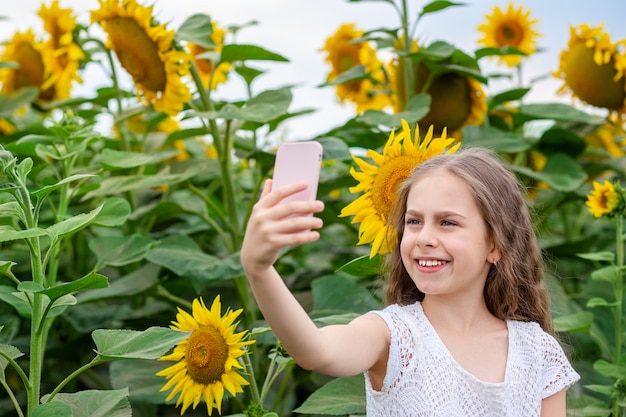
414, 258, 449, 273
416, 259, 448, 267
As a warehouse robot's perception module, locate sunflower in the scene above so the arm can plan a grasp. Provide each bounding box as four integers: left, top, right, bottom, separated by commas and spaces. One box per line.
37, 0, 84, 100
340, 119, 460, 257
586, 180, 622, 218
414, 68, 485, 137
388, 41, 486, 137
0, 30, 52, 100
477, 2, 540, 67
188, 21, 232, 90
321, 23, 391, 113
157, 296, 254, 415
91, 0, 192, 115
554, 24, 626, 118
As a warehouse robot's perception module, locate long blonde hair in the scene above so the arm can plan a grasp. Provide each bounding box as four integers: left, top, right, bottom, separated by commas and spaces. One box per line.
383, 147, 553, 334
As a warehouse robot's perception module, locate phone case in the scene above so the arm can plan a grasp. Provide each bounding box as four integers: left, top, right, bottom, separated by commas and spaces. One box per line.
272, 141, 323, 204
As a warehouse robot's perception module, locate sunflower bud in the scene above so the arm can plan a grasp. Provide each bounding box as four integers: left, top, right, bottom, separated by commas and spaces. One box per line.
0, 149, 17, 173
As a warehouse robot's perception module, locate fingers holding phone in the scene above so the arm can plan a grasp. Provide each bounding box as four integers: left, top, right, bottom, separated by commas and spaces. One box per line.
272, 141, 323, 205
241, 142, 325, 270
271, 141, 324, 226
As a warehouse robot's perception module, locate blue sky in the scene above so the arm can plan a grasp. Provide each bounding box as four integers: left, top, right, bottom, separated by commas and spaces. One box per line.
1, 0, 625, 140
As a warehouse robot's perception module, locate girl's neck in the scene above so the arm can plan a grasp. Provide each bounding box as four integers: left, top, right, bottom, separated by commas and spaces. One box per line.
421, 295, 502, 333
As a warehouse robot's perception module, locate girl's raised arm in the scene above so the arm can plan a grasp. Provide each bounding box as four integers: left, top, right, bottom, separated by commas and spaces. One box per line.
240, 180, 389, 377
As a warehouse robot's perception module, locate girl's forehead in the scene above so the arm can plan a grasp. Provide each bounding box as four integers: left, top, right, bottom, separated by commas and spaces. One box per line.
407, 171, 478, 210
411, 169, 466, 191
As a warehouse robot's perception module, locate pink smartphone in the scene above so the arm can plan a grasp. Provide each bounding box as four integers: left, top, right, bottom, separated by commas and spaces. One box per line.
272, 141, 323, 204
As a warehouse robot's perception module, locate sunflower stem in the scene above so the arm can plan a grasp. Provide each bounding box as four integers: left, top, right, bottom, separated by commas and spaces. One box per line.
155, 285, 193, 310
46, 356, 104, 403
259, 350, 277, 403
400, 0, 413, 110
614, 215, 624, 416
12, 166, 47, 417
0, 379, 24, 417
243, 349, 262, 407
515, 63, 524, 89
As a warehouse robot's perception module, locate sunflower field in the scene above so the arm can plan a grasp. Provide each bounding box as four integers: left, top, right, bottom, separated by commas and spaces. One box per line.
0, 0, 625, 416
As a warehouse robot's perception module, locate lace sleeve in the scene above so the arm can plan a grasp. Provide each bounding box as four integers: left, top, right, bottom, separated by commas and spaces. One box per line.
541, 332, 581, 398
367, 309, 401, 391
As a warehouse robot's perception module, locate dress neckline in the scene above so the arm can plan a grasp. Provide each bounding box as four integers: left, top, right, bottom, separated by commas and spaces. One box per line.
414, 301, 511, 386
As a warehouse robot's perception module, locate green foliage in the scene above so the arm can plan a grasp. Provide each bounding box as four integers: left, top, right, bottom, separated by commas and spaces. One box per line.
0, 0, 624, 416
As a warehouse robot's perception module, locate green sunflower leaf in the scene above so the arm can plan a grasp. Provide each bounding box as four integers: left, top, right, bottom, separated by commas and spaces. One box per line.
587, 297, 615, 308
0, 344, 23, 378
460, 125, 530, 153
475, 46, 526, 60
40, 388, 132, 417
510, 153, 587, 192
92, 327, 190, 360
109, 360, 170, 404
321, 64, 367, 87
0, 87, 39, 117
98, 149, 157, 170
32, 402, 73, 417
420, 1, 466, 16
46, 204, 104, 242
357, 93, 430, 129
577, 252, 615, 263
220, 44, 288, 63
0, 226, 47, 244
31, 174, 95, 199
176, 13, 216, 49
311, 275, 381, 316
146, 234, 243, 292
591, 266, 620, 283
337, 255, 382, 276
553, 311, 592, 333
89, 235, 155, 268
294, 374, 366, 415
76, 263, 160, 303
423, 40, 455, 60
92, 197, 132, 228
17, 273, 108, 302
518, 103, 603, 124
488, 87, 531, 109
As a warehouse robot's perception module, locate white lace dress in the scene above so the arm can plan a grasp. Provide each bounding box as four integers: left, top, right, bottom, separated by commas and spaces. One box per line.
364, 302, 580, 417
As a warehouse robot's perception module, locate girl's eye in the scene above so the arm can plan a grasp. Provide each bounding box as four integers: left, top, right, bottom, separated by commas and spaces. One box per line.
406, 218, 421, 225
441, 220, 456, 226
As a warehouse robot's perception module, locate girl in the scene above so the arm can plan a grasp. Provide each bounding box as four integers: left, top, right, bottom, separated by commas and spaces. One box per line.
240, 147, 580, 416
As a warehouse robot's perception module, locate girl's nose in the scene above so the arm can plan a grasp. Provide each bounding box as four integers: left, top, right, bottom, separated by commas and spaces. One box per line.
415, 224, 437, 247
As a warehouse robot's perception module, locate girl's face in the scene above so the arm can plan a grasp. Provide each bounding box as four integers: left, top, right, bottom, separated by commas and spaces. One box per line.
400, 169, 499, 301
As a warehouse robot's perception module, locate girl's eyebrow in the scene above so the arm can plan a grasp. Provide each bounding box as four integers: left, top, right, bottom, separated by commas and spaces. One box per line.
405, 209, 466, 219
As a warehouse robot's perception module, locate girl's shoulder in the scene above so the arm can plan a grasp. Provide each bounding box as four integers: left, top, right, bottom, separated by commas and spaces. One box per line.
507, 319, 569, 358
376, 301, 425, 322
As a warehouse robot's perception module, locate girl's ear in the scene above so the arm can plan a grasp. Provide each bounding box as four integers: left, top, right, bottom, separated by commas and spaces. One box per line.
487, 239, 501, 264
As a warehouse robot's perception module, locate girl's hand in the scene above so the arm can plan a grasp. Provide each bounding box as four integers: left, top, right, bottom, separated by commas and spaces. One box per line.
241, 180, 324, 273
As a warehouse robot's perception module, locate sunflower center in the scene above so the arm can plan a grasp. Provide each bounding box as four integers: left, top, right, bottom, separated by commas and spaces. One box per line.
105, 17, 167, 92
371, 155, 417, 220
13, 42, 45, 90
185, 325, 229, 385
564, 42, 626, 110
337, 54, 362, 94
495, 21, 524, 46
415, 66, 470, 134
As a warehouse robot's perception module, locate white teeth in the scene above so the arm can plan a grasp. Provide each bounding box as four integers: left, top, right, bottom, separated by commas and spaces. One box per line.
418, 259, 446, 267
